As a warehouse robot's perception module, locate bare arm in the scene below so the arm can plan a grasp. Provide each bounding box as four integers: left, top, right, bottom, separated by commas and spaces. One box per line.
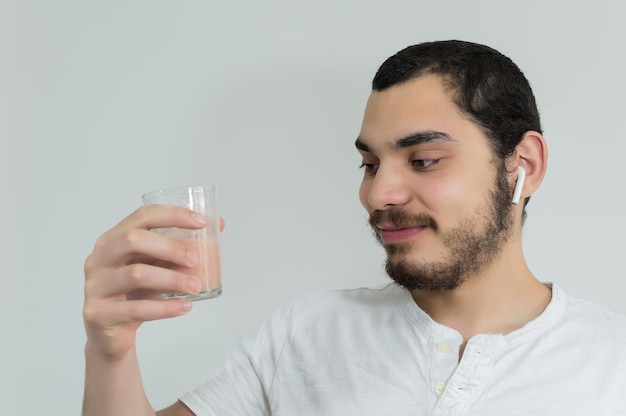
83, 345, 195, 416
82, 205, 211, 416
157, 401, 196, 416
83, 345, 154, 415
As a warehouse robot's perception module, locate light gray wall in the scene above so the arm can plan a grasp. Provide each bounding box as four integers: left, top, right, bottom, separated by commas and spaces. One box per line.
2, 0, 625, 414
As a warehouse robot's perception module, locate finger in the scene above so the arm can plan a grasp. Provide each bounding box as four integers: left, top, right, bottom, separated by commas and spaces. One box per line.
220, 217, 225, 232
97, 205, 208, 248
124, 205, 208, 231
85, 298, 193, 327
123, 299, 194, 323
88, 263, 201, 298
92, 228, 197, 270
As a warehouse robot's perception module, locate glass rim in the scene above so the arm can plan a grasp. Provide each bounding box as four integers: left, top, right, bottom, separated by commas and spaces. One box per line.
141, 185, 216, 200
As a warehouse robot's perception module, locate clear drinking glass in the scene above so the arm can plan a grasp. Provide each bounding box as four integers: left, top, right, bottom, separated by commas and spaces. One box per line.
142, 185, 221, 301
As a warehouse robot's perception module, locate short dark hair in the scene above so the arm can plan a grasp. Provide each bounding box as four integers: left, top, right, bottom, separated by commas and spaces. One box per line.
373, 40, 541, 216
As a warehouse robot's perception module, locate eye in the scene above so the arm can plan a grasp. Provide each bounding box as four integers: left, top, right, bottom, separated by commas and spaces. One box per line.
411, 159, 439, 170
358, 162, 379, 175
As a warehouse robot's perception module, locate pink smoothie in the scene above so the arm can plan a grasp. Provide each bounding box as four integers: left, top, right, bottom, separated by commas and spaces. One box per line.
181, 239, 221, 291
161, 239, 221, 299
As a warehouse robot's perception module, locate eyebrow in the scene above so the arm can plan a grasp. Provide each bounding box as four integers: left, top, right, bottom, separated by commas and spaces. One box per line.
355, 130, 454, 153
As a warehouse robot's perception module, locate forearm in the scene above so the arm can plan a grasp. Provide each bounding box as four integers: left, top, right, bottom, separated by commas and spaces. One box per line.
82, 343, 155, 416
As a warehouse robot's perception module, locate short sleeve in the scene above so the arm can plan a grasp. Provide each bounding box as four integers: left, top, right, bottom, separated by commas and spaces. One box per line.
179, 303, 293, 416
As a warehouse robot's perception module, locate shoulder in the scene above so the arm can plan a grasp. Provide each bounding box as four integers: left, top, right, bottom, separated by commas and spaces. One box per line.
554, 284, 626, 342
287, 282, 405, 315
560, 288, 626, 328
270, 283, 409, 334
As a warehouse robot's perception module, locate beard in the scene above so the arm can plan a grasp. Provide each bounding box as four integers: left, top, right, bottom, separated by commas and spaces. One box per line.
369, 163, 514, 292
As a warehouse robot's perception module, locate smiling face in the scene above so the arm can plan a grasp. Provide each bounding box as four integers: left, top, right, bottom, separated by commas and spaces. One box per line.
357, 75, 515, 291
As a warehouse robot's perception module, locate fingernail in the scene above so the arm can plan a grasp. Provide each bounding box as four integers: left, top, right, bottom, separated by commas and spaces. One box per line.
188, 278, 200, 293
187, 249, 198, 264
179, 301, 192, 312
192, 213, 207, 225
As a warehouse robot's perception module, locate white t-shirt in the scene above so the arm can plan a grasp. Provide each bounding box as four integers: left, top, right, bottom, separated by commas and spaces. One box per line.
180, 283, 626, 415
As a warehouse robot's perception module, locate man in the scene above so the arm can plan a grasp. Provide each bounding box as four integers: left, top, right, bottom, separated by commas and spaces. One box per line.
83, 40, 626, 415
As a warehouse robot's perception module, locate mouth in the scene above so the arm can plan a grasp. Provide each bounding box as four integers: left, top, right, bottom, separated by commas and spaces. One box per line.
369, 209, 437, 246
377, 225, 429, 244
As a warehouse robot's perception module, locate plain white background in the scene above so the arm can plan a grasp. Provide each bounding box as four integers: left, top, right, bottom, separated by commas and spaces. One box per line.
1, 1, 625, 414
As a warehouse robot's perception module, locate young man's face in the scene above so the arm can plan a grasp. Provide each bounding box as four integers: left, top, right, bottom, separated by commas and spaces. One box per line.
357, 74, 515, 292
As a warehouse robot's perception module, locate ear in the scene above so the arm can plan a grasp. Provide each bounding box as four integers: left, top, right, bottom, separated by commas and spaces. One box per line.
508, 131, 548, 200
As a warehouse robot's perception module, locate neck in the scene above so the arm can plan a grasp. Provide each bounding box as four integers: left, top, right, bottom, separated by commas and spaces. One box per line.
410, 239, 551, 343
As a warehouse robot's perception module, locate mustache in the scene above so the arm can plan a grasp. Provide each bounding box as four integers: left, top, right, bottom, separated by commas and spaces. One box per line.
368, 209, 438, 230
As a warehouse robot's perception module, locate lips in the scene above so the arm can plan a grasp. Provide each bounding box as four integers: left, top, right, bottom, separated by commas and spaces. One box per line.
377, 225, 428, 244
369, 209, 437, 245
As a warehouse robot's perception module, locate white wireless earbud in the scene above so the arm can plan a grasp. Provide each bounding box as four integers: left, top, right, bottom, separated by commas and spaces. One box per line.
512, 166, 526, 205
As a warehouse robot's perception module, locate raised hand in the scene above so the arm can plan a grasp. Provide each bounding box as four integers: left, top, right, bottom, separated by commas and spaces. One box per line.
83, 205, 208, 361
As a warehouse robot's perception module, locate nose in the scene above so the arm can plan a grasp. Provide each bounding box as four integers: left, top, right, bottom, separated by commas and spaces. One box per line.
361, 163, 413, 211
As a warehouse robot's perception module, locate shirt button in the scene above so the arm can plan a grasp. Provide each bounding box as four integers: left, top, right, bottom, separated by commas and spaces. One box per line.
436, 342, 451, 354
435, 383, 446, 396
